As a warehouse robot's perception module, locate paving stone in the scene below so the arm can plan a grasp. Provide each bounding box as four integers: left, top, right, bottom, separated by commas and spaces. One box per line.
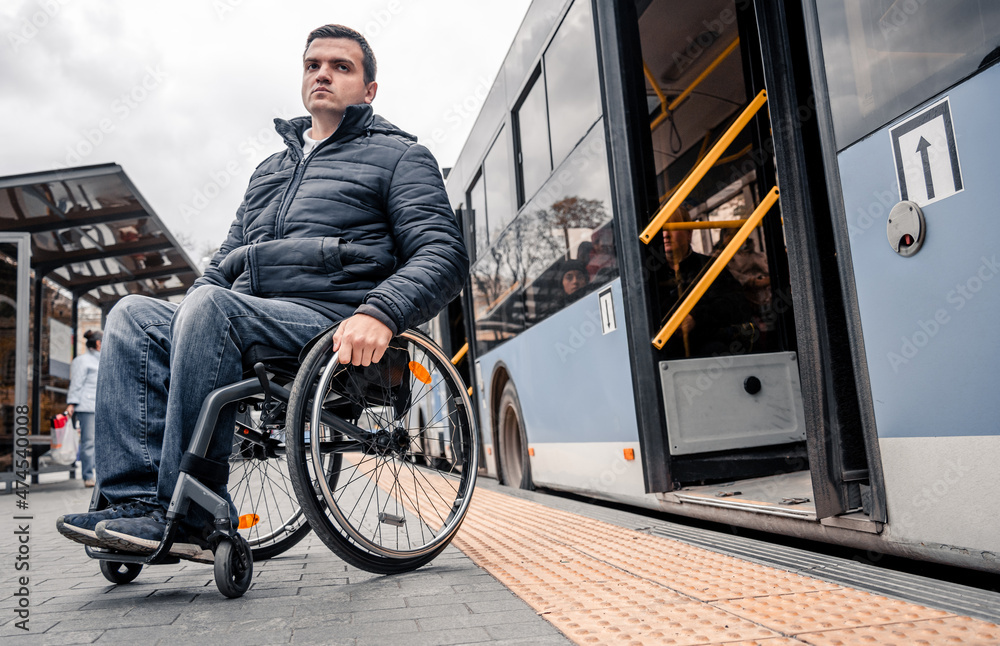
481, 635, 572, 645
405, 590, 519, 608
1, 629, 105, 644
44, 608, 181, 633
356, 627, 493, 646
290, 619, 417, 641
0, 616, 61, 636
483, 619, 564, 641
417, 609, 547, 631
352, 602, 471, 623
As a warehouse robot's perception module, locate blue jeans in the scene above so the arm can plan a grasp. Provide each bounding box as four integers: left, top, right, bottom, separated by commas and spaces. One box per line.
76, 412, 96, 481
94, 286, 334, 517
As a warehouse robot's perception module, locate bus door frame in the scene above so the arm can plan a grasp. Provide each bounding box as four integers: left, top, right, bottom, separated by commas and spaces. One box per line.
752, 0, 887, 523
594, 0, 673, 493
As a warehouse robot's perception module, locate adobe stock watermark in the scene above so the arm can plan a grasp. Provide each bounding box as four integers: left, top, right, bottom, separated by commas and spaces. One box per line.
428, 75, 493, 148
584, 451, 633, 495
52, 65, 168, 170
669, 0, 752, 77
214, 0, 403, 34
877, 0, 930, 37
177, 105, 294, 224
6, 0, 70, 54
887, 254, 1000, 373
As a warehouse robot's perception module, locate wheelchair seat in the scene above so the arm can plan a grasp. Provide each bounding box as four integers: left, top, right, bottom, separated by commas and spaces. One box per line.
241, 344, 299, 379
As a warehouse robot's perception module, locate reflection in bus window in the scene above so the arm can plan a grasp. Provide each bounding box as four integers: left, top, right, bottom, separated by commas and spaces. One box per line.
471, 124, 616, 354
468, 172, 487, 260
516, 72, 551, 203
484, 127, 515, 244
816, 0, 1000, 150
545, 0, 602, 168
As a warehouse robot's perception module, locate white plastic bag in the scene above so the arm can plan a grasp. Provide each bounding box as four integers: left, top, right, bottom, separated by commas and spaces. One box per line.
42, 415, 79, 466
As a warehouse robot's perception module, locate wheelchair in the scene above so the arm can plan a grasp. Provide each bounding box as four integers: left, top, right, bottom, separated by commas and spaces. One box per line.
85, 327, 479, 598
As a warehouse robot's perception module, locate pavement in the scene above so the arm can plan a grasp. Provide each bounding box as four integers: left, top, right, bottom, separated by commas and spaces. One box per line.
0, 473, 570, 645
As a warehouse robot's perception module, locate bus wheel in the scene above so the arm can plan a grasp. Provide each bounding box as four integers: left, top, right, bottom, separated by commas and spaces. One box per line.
498, 381, 533, 490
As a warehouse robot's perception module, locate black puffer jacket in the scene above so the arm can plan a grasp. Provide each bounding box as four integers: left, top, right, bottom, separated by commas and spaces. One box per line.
190, 104, 469, 334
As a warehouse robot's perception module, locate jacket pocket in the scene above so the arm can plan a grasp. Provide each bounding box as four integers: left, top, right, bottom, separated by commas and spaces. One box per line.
245, 237, 343, 297
338, 241, 395, 277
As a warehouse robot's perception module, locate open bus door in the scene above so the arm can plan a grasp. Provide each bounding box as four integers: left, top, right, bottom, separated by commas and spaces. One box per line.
598, 0, 877, 522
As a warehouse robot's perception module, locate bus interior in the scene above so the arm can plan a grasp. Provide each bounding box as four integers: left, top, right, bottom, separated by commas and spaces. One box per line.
634, 0, 868, 520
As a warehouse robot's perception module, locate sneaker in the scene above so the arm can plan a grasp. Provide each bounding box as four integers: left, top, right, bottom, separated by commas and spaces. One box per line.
56, 501, 154, 548
96, 508, 214, 564
84, 479, 96, 488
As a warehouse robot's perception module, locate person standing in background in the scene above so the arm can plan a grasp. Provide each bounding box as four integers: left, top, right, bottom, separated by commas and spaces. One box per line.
66, 330, 101, 487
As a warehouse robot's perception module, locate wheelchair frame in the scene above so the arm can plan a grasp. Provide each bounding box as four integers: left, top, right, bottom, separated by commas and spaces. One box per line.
86, 330, 479, 598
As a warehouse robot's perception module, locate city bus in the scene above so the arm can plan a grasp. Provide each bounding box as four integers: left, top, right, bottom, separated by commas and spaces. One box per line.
421, 0, 1000, 573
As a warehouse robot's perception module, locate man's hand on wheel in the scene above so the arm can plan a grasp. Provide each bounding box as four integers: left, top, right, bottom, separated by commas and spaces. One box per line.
332, 313, 393, 366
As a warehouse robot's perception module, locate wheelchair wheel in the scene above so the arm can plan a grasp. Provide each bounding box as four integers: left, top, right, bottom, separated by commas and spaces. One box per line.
214, 535, 253, 598
229, 407, 310, 560
100, 560, 142, 584
286, 329, 479, 574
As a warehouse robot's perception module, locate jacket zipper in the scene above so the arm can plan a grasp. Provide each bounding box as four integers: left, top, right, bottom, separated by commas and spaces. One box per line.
273, 115, 356, 239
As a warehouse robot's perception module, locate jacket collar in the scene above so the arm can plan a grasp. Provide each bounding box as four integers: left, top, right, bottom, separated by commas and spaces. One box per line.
274, 105, 416, 158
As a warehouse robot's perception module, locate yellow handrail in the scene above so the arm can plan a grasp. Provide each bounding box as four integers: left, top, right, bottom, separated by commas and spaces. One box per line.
451, 342, 469, 366
640, 89, 767, 244
642, 62, 667, 115
662, 219, 749, 231
652, 186, 779, 349
667, 37, 740, 113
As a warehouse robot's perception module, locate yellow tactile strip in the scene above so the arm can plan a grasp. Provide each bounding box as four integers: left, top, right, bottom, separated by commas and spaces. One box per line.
451, 486, 1000, 645
368, 466, 1000, 644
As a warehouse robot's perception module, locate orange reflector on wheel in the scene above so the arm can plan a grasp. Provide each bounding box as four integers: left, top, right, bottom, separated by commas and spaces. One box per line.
238, 513, 260, 529
624, 448, 635, 461
408, 361, 432, 384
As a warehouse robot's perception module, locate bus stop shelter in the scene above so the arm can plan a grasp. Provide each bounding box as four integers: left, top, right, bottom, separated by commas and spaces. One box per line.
0, 163, 199, 463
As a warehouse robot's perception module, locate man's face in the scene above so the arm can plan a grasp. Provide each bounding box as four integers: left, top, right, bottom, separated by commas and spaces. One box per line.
301, 38, 376, 123
663, 217, 692, 264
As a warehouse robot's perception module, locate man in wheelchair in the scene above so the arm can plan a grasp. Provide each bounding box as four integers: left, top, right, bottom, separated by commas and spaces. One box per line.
56, 24, 469, 563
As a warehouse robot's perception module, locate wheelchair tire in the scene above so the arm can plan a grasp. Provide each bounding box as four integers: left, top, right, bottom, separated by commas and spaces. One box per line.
99, 560, 142, 584
229, 409, 312, 561
214, 535, 253, 598
286, 329, 479, 574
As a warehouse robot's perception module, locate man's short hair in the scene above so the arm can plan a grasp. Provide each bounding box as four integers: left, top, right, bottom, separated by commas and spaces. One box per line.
305, 24, 377, 85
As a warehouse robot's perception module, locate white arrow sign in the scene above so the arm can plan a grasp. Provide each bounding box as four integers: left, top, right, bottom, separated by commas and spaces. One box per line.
889, 98, 963, 207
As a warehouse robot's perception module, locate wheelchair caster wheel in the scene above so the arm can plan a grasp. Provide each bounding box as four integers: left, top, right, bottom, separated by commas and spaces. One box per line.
100, 561, 142, 584
214, 535, 253, 598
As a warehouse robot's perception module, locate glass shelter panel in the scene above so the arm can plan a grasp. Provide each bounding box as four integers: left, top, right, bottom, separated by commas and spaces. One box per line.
0, 245, 19, 473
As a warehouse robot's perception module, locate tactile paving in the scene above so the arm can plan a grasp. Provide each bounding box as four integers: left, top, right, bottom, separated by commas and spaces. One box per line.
794, 616, 1000, 645
713, 588, 953, 633
371, 467, 1000, 645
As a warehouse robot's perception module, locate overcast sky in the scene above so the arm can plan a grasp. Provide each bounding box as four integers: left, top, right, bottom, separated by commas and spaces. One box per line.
0, 0, 531, 262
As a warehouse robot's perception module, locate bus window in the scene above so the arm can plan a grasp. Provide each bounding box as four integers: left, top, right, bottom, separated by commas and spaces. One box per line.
816, 0, 1000, 150
545, 0, 602, 168
470, 124, 615, 355
467, 172, 488, 261
515, 71, 551, 203
514, 0, 603, 207
484, 127, 515, 244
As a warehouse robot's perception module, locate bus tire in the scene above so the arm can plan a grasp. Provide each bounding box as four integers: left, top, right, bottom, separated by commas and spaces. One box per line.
498, 381, 533, 490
